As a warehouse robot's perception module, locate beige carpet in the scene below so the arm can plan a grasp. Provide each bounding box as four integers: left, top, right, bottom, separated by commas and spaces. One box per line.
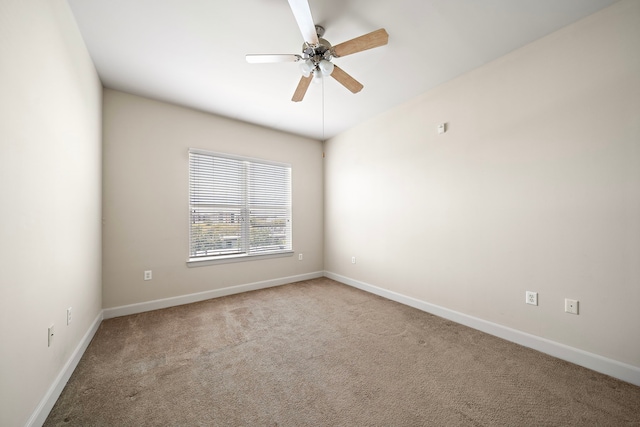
45, 278, 640, 426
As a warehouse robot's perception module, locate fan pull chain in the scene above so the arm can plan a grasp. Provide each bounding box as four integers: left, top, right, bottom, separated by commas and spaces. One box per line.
321, 75, 325, 142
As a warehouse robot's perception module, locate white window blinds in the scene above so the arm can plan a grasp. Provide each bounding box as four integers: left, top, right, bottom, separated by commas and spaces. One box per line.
189, 149, 292, 261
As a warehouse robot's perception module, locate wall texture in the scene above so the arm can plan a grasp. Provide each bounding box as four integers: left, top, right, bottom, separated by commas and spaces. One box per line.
324, 0, 639, 368
102, 90, 324, 309
0, 0, 103, 425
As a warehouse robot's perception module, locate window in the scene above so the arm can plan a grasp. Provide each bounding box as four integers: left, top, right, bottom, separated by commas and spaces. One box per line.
188, 149, 292, 264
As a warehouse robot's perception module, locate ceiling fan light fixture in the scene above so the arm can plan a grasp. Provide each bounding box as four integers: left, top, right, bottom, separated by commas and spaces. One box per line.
300, 59, 314, 77
312, 68, 323, 83
319, 59, 334, 76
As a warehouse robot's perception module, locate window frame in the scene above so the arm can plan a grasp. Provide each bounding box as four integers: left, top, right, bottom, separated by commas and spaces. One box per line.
187, 149, 293, 267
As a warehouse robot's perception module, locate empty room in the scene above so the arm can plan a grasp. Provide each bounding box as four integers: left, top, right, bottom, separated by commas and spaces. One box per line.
1, 0, 639, 425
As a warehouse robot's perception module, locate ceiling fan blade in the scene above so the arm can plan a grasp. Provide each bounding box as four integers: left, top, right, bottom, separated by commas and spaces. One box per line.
288, 0, 319, 46
292, 75, 313, 102
330, 65, 363, 94
246, 54, 301, 64
332, 28, 389, 57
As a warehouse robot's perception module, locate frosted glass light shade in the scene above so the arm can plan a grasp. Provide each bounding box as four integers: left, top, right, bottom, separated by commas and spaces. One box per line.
313, 68, 323, 83
319, 59, 334, 76
299, 59, 314, 77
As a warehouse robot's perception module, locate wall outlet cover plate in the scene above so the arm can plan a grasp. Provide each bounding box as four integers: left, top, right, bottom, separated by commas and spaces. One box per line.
565, 298, 579, 315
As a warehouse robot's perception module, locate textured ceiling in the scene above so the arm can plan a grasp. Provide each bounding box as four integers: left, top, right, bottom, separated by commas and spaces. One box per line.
68, 0, 620, 140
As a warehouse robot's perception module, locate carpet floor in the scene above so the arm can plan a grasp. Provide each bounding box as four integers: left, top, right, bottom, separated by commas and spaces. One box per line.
45, 278, 640, 426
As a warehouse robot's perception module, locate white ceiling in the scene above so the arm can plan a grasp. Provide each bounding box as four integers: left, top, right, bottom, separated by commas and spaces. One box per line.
67, 0, 619, 140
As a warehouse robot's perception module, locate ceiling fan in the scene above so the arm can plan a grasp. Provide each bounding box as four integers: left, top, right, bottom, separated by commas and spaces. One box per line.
246, 0, 389, 102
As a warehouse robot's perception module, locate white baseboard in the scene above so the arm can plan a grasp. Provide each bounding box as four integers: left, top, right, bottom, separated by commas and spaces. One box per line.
29, 270, 638, 427
103, 271, 325, 319
324, 271, 640, 387
26, 311, 103, 427
29, 271, 323, 425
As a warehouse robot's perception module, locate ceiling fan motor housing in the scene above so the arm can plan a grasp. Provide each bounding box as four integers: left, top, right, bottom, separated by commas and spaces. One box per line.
301, 26, 334, 77
302, 38, 332, 60
300, 39, 333, 77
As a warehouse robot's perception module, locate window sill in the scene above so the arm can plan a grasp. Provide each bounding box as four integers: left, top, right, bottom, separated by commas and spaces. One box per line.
186, 250, 294, 267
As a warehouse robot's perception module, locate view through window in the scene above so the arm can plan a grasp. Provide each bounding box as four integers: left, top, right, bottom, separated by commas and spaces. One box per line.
189, 149, 292, 261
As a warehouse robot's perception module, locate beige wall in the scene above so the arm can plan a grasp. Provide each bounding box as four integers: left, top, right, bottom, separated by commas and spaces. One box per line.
0, 0, 103, 425
102, 90, 324, 309
324, 0, 640, 367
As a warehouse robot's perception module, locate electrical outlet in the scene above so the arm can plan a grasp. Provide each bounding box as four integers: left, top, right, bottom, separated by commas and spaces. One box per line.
48, 325, 55, 347
565, 299, 579, 315
67, 307, 72, 325
298, 253, 303, 261
351, 256, 356, 264
526, 291, 538, 306
144, 270, 152, 281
